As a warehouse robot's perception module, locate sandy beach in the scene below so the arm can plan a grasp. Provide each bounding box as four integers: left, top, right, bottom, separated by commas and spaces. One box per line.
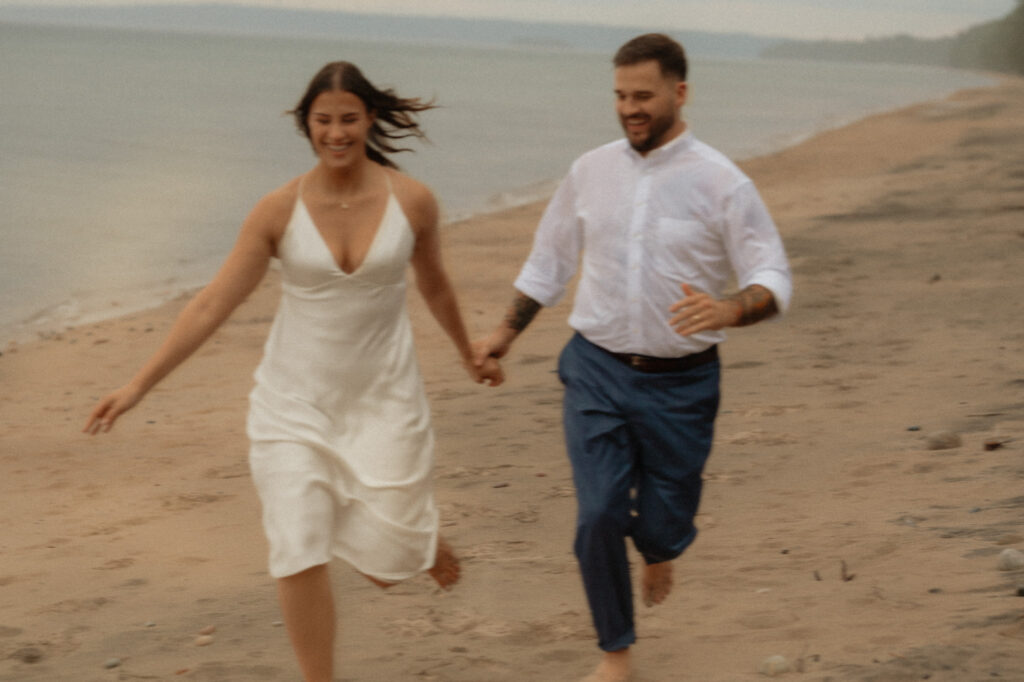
2, 76, 1023, 681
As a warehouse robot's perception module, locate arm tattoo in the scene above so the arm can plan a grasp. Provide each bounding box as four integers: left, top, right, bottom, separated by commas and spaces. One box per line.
503, 293, 542, 332
727, 285, 779, 327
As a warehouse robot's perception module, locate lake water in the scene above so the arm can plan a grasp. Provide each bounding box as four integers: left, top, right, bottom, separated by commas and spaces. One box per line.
0, 22, 992, 342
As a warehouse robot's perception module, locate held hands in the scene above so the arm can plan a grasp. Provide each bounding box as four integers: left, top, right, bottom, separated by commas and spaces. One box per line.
466, 330, 515, 387
668, 283, 741, 336
83, 384, 145, 435
464, 354, 505, 387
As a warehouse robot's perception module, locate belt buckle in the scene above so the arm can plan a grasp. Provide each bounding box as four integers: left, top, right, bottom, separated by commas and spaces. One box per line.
629, 355, 643, 369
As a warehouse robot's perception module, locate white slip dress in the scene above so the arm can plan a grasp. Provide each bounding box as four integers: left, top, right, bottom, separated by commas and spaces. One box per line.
246, 175, 437, 580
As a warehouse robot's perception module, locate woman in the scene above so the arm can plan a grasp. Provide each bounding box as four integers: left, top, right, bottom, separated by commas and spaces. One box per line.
84, 61, 503, 681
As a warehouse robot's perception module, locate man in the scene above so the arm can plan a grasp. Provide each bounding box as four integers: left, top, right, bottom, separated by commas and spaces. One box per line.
474, 34, 792, 682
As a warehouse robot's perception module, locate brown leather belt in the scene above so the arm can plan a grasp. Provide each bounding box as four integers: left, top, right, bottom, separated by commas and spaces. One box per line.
604, 344, 718, 374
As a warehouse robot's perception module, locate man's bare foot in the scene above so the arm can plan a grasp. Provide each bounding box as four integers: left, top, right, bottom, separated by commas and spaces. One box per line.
580, 649, 631, 682
427, 536, 460, 589
642, 560, 673, 607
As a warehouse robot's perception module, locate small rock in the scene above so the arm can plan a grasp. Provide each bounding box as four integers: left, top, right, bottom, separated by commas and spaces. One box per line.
997, 548, 1024, 571
759, 654, 790, 676
983, 439, 1004, 451
271, 620, 284, 627
104, 658, 122, 669
1015, 585, 1024, 597
144, 621, 157, 628
907, 425, 921, 431
194, 635, 214, 647
926, 431, 962, 450
198, 625, 216, 636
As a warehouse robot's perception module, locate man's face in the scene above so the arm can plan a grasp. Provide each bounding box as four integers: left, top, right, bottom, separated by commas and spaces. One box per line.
614, 60, 687, 154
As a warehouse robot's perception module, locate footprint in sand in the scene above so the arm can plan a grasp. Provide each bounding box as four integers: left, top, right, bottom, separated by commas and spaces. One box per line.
735, 610, 800, 630
721, 430, 800, 446
161, 491, 234, 511
95, 558, 135, 570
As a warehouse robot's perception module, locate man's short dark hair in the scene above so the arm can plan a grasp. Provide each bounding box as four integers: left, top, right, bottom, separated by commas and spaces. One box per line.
613, 33, 688, 81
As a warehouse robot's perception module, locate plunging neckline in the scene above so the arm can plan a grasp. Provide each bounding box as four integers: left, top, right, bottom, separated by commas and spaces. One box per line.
301, 191, 392, 277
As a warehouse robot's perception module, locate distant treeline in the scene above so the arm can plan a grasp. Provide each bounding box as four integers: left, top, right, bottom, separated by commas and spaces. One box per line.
763, 0, 1024, 75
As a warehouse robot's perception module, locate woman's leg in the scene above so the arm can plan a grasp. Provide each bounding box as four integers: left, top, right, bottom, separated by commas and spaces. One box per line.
277, 563, 335, 682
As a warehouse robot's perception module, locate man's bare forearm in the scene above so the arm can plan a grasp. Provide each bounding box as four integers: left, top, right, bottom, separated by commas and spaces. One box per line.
726, 285, 778, 327
475, 292, 543, 363
503, 292, 543, 333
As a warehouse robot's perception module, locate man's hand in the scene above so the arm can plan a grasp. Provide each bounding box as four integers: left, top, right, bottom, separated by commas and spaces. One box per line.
669, 283, 778, 336
472, 331, 513, 366
471, 292, 543, 372
668, 283, 741, 336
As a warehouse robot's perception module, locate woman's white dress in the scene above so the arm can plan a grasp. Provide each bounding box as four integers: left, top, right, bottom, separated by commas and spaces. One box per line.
246, 183, 437, 580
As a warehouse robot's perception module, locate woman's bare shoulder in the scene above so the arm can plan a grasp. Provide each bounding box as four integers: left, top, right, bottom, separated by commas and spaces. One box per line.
246, 176, 302, 234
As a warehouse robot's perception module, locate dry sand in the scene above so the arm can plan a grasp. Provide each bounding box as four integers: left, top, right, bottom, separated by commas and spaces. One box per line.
2, 77, 1023, 681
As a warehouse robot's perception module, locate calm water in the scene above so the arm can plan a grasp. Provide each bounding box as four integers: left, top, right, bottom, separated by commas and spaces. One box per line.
0, 22, 991, 342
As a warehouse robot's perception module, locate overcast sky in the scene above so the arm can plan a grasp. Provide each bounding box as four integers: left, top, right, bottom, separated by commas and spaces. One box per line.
2, 0, 1017, 40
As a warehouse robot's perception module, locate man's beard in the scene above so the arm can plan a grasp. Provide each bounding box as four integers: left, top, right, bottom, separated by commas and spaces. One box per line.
622, 113, 674, 153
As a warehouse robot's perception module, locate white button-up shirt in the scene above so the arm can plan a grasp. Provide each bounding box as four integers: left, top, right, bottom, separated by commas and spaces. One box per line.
514, 130, 792, 358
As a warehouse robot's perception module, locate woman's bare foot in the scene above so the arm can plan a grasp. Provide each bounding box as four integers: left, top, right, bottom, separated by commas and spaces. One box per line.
642, 560, 673, 607
427, 536, 460, 589
581, 648, 631, 682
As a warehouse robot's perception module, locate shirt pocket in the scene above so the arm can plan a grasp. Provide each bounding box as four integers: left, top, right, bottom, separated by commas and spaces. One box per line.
652, 217, 723, 280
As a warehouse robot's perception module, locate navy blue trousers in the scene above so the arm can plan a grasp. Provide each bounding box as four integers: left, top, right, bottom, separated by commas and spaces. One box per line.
557, 333, 721, 651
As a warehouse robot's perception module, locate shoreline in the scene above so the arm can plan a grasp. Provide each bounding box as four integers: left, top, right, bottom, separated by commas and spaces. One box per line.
0, 74, 998, 348
2, 77, 1023, 681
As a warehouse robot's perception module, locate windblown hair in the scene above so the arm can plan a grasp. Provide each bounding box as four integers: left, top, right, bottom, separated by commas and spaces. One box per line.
613, 33, 688, 81
289, 61, 435, 169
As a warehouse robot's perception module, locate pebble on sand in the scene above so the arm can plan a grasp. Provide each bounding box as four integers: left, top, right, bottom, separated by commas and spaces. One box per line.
997, 548, 1024, 571
104, 658, 122, 669
194, 635, 215, 647
759, 654, 790, 676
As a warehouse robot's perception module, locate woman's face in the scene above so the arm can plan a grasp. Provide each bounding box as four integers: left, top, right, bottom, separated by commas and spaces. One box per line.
307, 89, 375, 170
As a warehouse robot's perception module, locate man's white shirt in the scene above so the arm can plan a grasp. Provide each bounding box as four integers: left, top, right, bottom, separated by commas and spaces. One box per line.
515, 130, 793, 358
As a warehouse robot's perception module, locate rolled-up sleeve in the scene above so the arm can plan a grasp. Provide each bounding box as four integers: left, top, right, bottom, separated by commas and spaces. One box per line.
721, 180, 793, 314
513, 169, 583, 308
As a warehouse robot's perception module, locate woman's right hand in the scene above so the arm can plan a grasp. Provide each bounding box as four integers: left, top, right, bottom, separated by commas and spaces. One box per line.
83, 384, 144, 435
